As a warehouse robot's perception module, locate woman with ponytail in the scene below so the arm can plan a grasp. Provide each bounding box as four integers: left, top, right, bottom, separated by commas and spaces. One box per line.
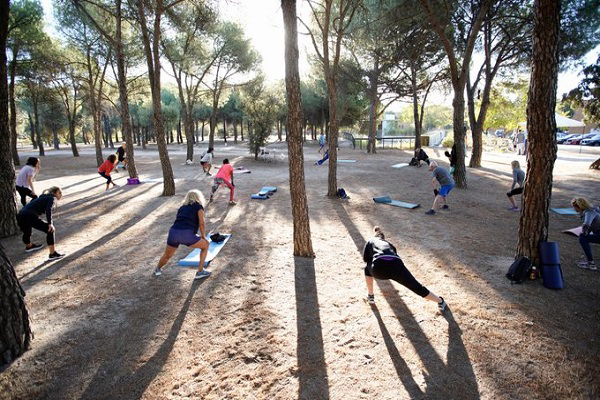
363, 226, 446, 311
17, 186, 65, 260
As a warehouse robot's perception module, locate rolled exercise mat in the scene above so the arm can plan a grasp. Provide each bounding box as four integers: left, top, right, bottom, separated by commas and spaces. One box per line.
539, 241, 563, 289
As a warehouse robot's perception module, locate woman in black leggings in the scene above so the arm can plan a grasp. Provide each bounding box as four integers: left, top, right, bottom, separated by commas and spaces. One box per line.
17, 186, 65, 261
363, 226, 447, 311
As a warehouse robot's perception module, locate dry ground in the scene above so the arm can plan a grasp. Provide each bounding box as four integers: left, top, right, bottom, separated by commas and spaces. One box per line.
0, 139, 599, 400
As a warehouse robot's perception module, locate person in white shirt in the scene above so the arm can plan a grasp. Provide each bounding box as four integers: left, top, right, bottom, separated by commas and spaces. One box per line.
200, 147, 214, 176
16, 157, 40, 206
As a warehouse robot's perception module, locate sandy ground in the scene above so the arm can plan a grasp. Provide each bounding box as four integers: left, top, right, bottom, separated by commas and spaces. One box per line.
0, 139, 599, 400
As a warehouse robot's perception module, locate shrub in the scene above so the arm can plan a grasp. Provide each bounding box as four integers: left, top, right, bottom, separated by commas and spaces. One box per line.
441, 134, 454, 148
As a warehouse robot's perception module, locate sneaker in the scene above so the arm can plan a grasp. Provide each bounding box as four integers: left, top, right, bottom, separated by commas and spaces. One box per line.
154, 267, 162, 276
47, 251, 65, 261
441, 205, 449, 210
438, 297, 447, 312
367, 294, 375, 304
228, 201, 237, 206
425, 209, 436, 215
194, 270, 212, 280
508, 206, 519, 211
206, 172, 212, 176
25, 243, 43, 253
577, 260, 597, 270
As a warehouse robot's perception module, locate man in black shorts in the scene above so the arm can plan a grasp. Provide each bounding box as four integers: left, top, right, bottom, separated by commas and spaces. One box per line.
115, 142, 127, 171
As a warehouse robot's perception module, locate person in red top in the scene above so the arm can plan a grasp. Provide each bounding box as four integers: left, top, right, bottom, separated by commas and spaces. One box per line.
98, 154, 118, 191
209, 158, 235, 205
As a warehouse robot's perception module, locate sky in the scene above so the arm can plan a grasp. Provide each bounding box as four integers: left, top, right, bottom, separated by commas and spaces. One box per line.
40, 0, 597, 110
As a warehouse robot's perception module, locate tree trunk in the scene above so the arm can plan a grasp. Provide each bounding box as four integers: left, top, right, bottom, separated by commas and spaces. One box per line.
53, 126, 59, 150
9, 47, 19, 166
411, 65, 421, 149
33, 100, 44, 156
68, 120, 79, 157
240, 119, 243, 141
367, 62, 378, 154
451, 91, 466, 188
516, 0, 560, 267
0, 243, 32, 367
223, 118, 227, 143
326, 75, 339, 197
93, 108, 103, 165
234, 121, 238, 143
0, 0, 19, 237
28, 113, 36, 149
282, 0, 314, 257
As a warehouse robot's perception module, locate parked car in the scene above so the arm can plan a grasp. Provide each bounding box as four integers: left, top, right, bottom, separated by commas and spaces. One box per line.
556, 131, 570, 141
494, 129, 505, 137
557, 134, 577, 144
565, 133, 596, 145
581, 134, 600, 146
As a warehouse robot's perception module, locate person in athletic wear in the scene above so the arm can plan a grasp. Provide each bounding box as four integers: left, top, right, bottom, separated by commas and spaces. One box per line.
17, 186, 65, 261
115, 142, 127, 170
200, 147, 214, 176
571, 197, 600, 271
16, 157, 40, 206
209, 158, 235, 205
154, 189, 211, 280
425, 160, 455, 215
507, 160, 525, 211
363, 226, 447, 311
98, 154, 118, 191
414, 147, 430, 167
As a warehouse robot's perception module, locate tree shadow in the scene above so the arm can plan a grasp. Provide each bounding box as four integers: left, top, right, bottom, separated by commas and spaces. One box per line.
294, 256, 330, 400
58, 176, 101, 191
79, 280, 204, 399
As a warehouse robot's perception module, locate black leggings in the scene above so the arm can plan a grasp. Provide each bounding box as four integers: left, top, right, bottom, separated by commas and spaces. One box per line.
365, 257, 429, 297
17, 211, 55, 245
506, 187, 523, 197
16, 186, 37, 206
99, 171, 112, 184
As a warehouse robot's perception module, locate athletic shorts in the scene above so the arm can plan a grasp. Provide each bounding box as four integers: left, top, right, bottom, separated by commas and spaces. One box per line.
506, 187, 523, 197
439, 184, 455, 197
200, 161, 208, 166
167, 227, 201, 248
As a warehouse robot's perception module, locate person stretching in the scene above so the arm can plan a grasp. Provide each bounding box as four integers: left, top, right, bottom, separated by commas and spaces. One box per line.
425, 160, 455, 215
98, 154, 118, 191
363, 226, 447, 311
154, 190, 211, 279
17, 186, 65, 261
414, 147, 430, 167
209, 159, 236, 205
571, 197, 600, 271
200, 147, 214, 176
115, 142, 127, 171
16, 157, 40, 206
507, 160, 525, 211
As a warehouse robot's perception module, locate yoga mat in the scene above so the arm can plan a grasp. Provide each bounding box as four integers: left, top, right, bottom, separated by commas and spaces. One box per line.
550, 207, 578, 215
251, 194, 269, 199
373, 196, 420, 209
258, 186, 277, 196
391, 163, 409, 168
562, 226, 583, 237
338, 160, 357, 163
178, 234, 232, 267
215, 166, 251, 174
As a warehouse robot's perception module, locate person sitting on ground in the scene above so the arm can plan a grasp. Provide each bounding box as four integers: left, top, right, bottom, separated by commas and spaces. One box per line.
209, 158, 236, 205
17, 186, 65, 261
154, 189, 211, 280
571, 197, 600, 271
425, 160, 455, 215
200, 147, 214, 176
507, 160, 525, 211
414, 147, 430, 167
115, 142, 127, 171
98, 154, 118, 191
444, 144, 457, 174
16, 157, 40, 206
363, 226, 447, 311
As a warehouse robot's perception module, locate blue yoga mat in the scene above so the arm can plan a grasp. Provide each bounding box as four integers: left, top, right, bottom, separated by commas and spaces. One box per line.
258, 186, 277, 196
373, 196, 420, 209
338, 160, 357, 163
251, 194, 269, 199
550, 207, 578, 215
178, 234, 232, 267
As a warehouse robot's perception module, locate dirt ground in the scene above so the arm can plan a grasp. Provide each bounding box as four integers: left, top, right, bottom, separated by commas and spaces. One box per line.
0, 139, 599, 400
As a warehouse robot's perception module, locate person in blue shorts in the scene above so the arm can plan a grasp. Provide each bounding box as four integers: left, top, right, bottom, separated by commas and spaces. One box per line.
425, 160, 455, 215
154, 190, 211, 280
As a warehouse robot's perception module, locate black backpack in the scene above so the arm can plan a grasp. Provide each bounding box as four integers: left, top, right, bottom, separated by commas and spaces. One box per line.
506, 256, 532, 284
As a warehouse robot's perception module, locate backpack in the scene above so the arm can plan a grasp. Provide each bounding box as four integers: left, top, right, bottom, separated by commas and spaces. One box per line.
337, 188, 349, 199
506, 256, 532, 284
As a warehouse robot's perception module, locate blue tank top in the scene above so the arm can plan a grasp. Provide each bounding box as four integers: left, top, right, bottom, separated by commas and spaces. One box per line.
172, 203, 203, 232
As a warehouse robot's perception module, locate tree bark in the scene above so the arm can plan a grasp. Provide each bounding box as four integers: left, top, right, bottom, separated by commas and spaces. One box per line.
33, 98, 44, 156
9, 47, 19, 165
0, 0, 19, 237
367, 62, 378, 154
516, 0, 560, 266
411, 65, 421, 149
282, 0, 314, 257
0, 243, 32, 367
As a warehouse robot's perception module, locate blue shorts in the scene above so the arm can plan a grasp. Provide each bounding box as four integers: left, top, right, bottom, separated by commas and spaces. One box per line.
439, 184, 454, 197
167, 227, 201, 248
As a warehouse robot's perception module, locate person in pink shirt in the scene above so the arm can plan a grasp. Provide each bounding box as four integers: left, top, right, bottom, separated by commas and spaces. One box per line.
98, 154, 118, 191
209, 158, 236, 205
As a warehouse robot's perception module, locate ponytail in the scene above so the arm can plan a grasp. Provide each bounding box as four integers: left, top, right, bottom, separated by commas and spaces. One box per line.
373, 226, 385, 239
42, 186, 61, 197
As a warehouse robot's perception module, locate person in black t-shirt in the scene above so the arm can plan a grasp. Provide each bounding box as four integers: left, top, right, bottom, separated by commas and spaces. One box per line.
17, 186, 65, 261
115, 142, 127, 171
153, 190, 211, 280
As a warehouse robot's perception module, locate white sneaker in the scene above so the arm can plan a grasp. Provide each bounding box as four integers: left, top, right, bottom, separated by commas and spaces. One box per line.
194, 270, 212, 280
577, 260, 597, 270
154, 267, 162, 276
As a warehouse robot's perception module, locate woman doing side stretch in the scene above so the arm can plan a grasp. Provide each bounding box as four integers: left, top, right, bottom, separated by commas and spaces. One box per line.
16, 157, 40, 206
17, 186, 65, 260
507, 160, 525, 211
363, 226, 447, 311
154, 190, 211, 280
98, 154, 118, 191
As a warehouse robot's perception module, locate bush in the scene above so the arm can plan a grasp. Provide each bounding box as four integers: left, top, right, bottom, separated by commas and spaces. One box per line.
441, 134, 454, 148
